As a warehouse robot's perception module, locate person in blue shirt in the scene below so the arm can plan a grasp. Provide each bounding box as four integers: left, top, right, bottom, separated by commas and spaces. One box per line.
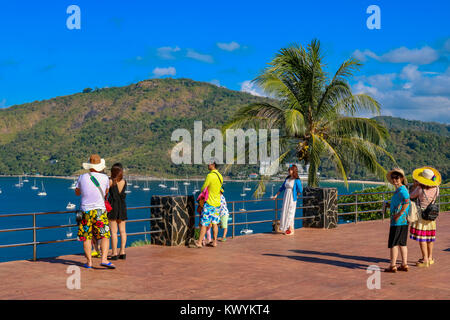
385, 168, 410, 273
271, 164, 303, 235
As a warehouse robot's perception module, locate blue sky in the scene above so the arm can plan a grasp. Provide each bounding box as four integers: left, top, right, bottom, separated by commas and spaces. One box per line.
0, 0, 449, 123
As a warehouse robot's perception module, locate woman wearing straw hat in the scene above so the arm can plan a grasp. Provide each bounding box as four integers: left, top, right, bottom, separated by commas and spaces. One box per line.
385, 168, 410, 273
409, 166, 441, 268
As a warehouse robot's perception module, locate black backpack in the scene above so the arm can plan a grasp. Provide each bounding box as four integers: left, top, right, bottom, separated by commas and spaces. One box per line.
418, 187, 439, 221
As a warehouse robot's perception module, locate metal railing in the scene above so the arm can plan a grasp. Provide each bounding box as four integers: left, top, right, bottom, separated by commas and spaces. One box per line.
194, 196, 319, 238
0, 205, 164, 261
337, 186, 450, 223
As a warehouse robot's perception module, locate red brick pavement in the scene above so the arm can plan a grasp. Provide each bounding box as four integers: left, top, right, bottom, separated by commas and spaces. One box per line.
0, 213, 449, 300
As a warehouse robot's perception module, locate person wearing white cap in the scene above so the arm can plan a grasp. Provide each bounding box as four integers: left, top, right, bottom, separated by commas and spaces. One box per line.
75, 154, 115, 269
409, 166, 441, 268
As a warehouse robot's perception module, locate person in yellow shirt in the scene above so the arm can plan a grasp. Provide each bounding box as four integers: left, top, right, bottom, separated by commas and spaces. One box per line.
194, 160, 223, 248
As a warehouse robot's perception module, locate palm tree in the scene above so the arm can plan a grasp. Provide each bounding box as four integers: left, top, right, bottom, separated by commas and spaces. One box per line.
223, 39, 395, 197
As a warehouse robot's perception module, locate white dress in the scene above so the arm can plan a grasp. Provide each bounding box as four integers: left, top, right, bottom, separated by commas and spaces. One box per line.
279, 178, 296, 232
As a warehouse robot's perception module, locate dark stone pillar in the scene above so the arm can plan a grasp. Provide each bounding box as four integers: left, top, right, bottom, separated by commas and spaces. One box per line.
302, 187, 338, 229
150, 195, 195, 246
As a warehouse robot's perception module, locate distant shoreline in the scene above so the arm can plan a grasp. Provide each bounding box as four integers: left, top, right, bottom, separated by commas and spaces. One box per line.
0, 174, 385, 185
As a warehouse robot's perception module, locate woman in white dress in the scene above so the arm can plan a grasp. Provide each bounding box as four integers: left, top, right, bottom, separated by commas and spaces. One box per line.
272, 165, 303, 235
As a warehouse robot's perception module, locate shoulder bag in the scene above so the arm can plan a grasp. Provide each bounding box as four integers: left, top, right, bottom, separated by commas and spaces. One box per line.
89, 173, 113, 212
419, 187, 439, 221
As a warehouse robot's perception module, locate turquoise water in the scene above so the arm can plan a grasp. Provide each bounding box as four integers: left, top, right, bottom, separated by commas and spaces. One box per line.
0, 176, 372, 262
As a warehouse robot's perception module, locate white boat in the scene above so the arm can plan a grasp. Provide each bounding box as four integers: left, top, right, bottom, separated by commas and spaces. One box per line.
142, 181, 150, 191
0, 188, 2, 194
183, 175, 190, 186
69, 178, 76, 190
37, 182, 47, 196
66, 202, 76, 210
124, 183, 131, 194
31, 180, 39, 190
243, 181, 251, 191
159, 178, 167, 188
193, 180, 200, 193
66, 218, 73, 238
169, 181, 178, 191
14, 176, 23, 188
23, 176, 29, 183
240, 228, 253, 235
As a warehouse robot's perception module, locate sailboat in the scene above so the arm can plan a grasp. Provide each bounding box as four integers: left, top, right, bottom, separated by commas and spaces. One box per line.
240, 201, 253, 234
169, 180, 178, 191
31, 179, 39, 190
14, 176, 23, 188
143, 180, 150, 191
193, 180, 200, 193
37, 182, 47, 196
0, 188, 2, 194
23, 175, 29, 183
243, 181, 251, 191
66, 217, 73, 238
127, 177, 133, 186
271, 184, 275, 197
159, 178, 167, 188
183, 175, 190, 186
239, 190, 246, 211
124, 183, 131, 194
240, 186, 246, 198
66, 202, 76, 210
133, 180, 140, 189
69, 178, 76, 190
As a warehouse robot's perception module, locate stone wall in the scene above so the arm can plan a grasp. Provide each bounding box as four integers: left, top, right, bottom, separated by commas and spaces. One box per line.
150, 195, 195, 246
302, 187, 338, 229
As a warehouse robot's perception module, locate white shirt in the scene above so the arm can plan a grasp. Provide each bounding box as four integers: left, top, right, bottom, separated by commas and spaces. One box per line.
76, 172, 109, 211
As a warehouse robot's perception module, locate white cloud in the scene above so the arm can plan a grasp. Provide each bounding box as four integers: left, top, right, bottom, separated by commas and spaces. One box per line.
240, 80, 266, 97
352, 67, 450, 123
152, 67, 176, 77
217, 41, 240, 51
186, 49, 214, 63
352, 46, 439, 65
157, 46, 181, 60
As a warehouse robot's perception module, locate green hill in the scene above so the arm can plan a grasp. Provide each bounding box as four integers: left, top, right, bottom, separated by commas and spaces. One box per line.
0, 78, 271, 178
0, 78, 448, 182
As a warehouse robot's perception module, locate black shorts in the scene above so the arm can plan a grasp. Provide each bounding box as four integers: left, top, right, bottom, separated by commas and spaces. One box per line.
388, 225, 408, 248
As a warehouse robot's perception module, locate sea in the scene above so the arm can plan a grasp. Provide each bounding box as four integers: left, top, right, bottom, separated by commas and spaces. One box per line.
0, 176, 375, 262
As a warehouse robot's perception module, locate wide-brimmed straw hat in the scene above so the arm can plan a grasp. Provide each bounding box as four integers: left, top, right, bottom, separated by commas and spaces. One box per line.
82, 154, 106, 172
413, 166, 441, 187
386, 168, 407, 185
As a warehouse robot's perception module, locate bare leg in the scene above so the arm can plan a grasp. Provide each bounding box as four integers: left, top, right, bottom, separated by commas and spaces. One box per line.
212, 224, 219, 246
222, 228, 228, 239
83, 240, 92, 266
100, 237, 111, 265
109, 220, 118, 256
390, 246, 399, 267
427, 242, 434, 261
419, 242, 429, 262
118, 220, 127, 255
399, 246, 408, 266
196, 225, 207, 246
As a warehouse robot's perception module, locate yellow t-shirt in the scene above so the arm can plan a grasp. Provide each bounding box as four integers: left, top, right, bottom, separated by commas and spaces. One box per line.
201, 169, 223, 207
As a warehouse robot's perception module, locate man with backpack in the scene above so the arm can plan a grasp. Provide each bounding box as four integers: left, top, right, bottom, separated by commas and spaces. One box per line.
193, 160, 223, 248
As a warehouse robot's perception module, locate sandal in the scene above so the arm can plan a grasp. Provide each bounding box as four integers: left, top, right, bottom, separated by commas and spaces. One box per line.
189, 241, 203, 248
83, 263, 93, 269
398, 265, 409, 272
384, 265, 397, 273
100, 262, 116, 269
417, 261, 430, 268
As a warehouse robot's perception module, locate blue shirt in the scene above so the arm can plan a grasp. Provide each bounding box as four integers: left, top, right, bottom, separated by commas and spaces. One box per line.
390, 185, 410, 226
278, 178, 303, 202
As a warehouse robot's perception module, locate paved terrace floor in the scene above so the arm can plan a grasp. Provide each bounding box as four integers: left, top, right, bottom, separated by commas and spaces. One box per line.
1, 213, 449, 300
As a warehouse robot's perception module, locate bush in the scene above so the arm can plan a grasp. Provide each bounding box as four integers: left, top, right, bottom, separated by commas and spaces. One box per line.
130, 239, 152, 247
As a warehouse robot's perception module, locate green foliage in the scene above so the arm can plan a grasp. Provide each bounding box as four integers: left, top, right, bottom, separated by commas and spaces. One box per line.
338, 185, 394, 222
130, 239, 152, 247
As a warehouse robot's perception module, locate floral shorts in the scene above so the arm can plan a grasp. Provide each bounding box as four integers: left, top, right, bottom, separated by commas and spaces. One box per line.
200, 202, 221, 227
77, 209, 111, 241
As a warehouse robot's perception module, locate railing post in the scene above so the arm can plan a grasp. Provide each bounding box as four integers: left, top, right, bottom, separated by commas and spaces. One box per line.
355, 194, 358, 224
33, 214, 37, 261
275, 198, 278, 221
382, 193, 385, 222
232, 202, 235, 239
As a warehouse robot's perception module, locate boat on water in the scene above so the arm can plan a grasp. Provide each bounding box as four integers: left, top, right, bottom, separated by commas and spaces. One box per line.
169, 181, 178, 191
240, 186, 246, 197
37, 182, 47, 196
14, 176, 23, 188
183, 175, 190, 186
23, 176, 29, 183
0, 188, 2, 194
69, 178, 76, 190
66, 218, 73, 238
243, 181, 251, 191
133, 180, 140, 189
159, 178, 167, 188
142, 181, 150, 191
240, 202, 253, 234
66, 202, 76, 210
31, 179, 39, 190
